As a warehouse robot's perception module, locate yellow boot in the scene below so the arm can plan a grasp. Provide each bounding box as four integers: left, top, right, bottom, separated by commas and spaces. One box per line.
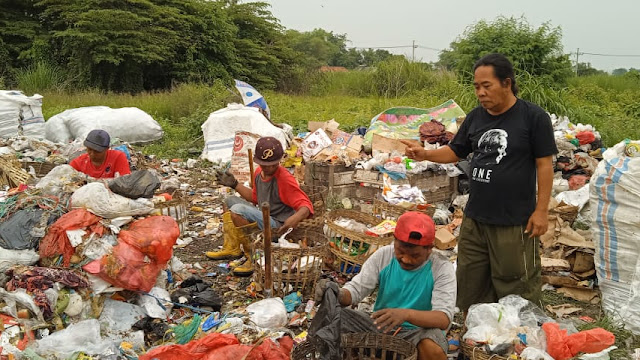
231, 223, 258, 277
205, 212, 243, 260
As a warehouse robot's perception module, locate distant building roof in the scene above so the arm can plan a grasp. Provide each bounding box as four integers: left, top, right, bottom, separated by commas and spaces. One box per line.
320, 66, 349, 73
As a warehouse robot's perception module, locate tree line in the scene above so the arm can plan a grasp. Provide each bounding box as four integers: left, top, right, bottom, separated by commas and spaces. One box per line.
2, 3, 636, 94
0, 0, 400, 92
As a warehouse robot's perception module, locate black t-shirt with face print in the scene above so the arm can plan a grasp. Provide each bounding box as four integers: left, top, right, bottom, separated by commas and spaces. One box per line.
448, 99, 558, 225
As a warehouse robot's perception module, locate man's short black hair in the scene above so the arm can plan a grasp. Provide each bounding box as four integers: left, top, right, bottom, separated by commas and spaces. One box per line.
473, 53, 519, 96
395, 233, 433, 250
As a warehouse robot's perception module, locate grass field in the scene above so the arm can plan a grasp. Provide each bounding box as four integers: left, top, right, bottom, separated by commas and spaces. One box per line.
33, 68, 640, 158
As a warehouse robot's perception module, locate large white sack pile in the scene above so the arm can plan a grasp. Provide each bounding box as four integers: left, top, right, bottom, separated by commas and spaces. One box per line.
45, 106, 163, 144
0, 90, 45, 139
201, 103, 290, 163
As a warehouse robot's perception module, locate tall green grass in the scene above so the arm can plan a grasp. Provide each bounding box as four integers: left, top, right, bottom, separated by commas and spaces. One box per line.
13, 62, 70, 95
28, 59, 640, 158
569, 74, 640, 93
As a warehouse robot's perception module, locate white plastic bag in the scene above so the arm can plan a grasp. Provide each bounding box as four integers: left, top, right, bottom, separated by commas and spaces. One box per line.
520, 347, 554, 360
35, 164, 86, 196
590, 141, 640, 334
246, 297, 287, 329
200, 104, 288, 164
0, 248, 39, 272
138, 287, 173, 319
71, 182, 154, 219
0, 90, 44, 139
30, 319, 117, 358
45, 106, 163, 144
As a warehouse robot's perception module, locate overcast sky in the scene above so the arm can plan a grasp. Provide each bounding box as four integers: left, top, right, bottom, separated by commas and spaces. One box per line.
264, 0, 640, 72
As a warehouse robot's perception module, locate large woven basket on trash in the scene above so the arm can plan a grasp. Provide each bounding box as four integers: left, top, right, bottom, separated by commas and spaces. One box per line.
301, 184, 329, 215
461, 341, 517, 360
154, 197, 188, 234
372, 198, 436, 220
252, 229, 329, 298
20, 161, 56, 177
292, 333, 417, 360
325, 210, 395, 275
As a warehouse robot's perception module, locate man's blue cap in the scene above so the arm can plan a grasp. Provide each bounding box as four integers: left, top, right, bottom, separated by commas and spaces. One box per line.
84, 129, 110, 152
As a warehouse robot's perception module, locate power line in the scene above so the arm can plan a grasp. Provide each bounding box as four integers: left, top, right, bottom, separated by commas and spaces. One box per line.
581, 52, 640, 58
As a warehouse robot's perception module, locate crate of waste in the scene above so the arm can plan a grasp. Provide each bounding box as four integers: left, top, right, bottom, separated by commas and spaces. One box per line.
325, 210, 395, 275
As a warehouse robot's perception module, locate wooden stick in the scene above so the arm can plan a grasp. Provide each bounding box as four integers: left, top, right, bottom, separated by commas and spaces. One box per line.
261, 202, 272, 297
248, 149, 255, 189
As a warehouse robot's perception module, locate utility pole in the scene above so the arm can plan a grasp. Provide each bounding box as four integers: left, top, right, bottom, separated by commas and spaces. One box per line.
575, 48, 580, 76
412, 40, 415, 62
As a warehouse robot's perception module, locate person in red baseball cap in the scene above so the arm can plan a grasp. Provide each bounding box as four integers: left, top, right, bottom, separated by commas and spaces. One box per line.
207, 136, 314, 276
311, 212, 456, 360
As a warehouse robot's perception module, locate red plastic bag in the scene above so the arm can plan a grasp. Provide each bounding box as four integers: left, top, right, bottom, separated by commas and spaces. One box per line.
139, 333, 239, 360
576, 131, 596, 145
567, 327, 616, 355
140, 333, 293, 360
119, 216, 179, 262
543, 322, 615, 360
82, 216, 179, 292
39, 209, 101, 267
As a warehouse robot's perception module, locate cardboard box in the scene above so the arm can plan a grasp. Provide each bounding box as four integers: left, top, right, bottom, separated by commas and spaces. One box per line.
434, 226, 457, 250
301, 129, 332, 161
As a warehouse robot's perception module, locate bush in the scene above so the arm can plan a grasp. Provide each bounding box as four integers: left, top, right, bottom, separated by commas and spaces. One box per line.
13, 62, 70, 94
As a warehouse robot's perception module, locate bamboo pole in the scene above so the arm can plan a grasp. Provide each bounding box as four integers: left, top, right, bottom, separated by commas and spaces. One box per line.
261, 202, 272, 297
248, 149, 255, 189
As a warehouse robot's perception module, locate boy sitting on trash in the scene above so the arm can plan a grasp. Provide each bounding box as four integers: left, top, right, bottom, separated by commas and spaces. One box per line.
70, 129, 131, 179
311, 212, 455, 360
207, 136, 314, 276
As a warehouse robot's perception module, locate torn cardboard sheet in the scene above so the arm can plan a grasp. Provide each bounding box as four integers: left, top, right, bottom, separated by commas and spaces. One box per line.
308, 119, 340, 133
542, 257, 571, 272
557, 287, 600, 304
372, 134, 410, 154
546, 304, 583, 318
434, 227, 457, 250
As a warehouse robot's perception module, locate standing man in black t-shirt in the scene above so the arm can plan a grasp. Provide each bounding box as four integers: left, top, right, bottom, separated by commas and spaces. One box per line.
402, 53, 557, 312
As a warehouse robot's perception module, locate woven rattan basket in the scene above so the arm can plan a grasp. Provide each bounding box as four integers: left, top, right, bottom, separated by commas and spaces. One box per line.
325, 210, 394, 275
292, 333, 417, 360
20, 161, 56, 177
301, 184, 328, 216
461, 342, 517, 360
154, 197, 188, 234
372, 198, 436, 220
253, 228, 329, 298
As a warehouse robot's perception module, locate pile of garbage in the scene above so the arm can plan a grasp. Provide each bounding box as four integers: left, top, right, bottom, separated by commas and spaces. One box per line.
463, 295, 617, 360
539, 116, 606, 304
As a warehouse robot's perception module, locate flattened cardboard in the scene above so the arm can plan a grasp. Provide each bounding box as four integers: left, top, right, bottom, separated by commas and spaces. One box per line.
372, 134, 409, 154
541, 257, 571, 272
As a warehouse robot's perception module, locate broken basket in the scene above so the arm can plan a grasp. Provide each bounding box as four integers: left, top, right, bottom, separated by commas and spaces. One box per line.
252, 228, 329, 298
325, 210, 395, 275
154, 196, 188, 234
461, 341, 518, 360
372, 198, 435, 220
292, 332, 417, 360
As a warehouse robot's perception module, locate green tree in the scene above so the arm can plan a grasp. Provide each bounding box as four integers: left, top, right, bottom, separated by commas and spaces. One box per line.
0, 0, 44, 72
612, 68, 628, 76
577, 62, 606, 77
224, 1, 293, 89
439, 16, 573, 85
36, 0, 239, 91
